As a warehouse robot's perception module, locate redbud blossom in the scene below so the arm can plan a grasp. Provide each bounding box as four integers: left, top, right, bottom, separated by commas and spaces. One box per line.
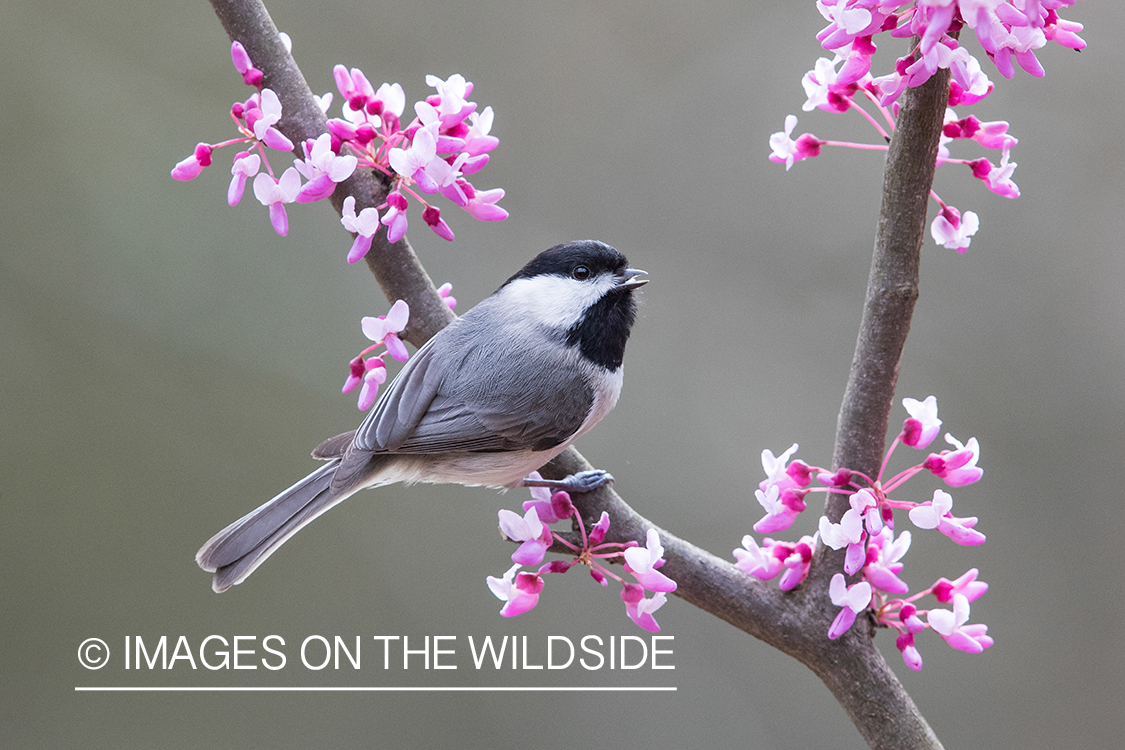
252, 167, 302, 236
928, 593, 993, 653
487, 565, 543, 618
623, 530, 678, 593
931, 205, 980, 252
498, 507, 553, 566
340, 195, 382, 263
228, 152, 260, 206
901, 395, 942, 449
828, 574, 872, 639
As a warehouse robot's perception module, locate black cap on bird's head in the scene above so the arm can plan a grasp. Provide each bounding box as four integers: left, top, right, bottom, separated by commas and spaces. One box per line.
500, 240, 648, 371
503, 240, 647, 291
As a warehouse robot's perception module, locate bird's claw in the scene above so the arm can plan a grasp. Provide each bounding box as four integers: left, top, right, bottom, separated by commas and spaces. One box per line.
522, 469, 615, 494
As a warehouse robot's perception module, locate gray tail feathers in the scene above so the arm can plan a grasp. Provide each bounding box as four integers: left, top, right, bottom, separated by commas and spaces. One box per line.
196, 460, 352, 593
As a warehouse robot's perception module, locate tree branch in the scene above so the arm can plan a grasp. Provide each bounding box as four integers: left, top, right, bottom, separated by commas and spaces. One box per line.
204, 2, 947, 747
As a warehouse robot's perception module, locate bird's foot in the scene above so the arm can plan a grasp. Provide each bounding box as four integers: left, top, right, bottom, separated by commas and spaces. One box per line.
522, 469, 614, 494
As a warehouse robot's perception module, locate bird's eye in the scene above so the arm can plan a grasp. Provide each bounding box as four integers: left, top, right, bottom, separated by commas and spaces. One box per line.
572, 265, 591, 280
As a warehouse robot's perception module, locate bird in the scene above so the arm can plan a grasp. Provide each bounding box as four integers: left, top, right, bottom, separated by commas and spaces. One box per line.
196, 240, 648, 592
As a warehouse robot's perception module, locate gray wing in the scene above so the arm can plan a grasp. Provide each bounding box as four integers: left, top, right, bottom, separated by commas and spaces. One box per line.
352, 315, 594, 456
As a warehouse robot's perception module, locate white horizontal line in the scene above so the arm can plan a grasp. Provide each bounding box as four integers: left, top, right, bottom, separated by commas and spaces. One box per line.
75, 686, 676, 692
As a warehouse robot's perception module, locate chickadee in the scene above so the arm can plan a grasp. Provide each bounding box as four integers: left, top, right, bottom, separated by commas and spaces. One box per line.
196, 240, 647, 592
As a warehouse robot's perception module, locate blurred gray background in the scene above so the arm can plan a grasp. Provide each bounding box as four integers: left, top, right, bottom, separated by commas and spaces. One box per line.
3, 1, 1121, 748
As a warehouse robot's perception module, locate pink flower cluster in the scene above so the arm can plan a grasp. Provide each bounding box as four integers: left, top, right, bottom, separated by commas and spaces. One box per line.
733, 395, 992, 670
340, 289, 456, 410
172, 40, 508, 257
488, 473, 678, 632
769, 1, 1086, 252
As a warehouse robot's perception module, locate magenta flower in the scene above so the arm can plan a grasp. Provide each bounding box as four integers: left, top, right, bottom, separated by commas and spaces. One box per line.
487, 565, 543, 618
733, 535, 784, 580
864, 528, 911, 594
463, 187, 509, 222
778, 534, 817, 590
360, 299, 410, 362
984, 145, 1020, 198
819, 503, 866, 574
927, 593, 994, 653
498, 506, 553, 566
437, 282, 458, 310
623, 529, 677, 593
896, 632, 924, 671
248, 89, 294, 152
230, 41, 262, 87
422, 205, 455, 242
227, 152, 260, 206
621, 584, 668, 633
769, 115, 822, 170
340, 195, 382, 263
171, 143, 213, 181
931, 205, 980, 252
753, 485, 808, 534
388, 124, 439, 191
295, 133, 358, 203
901, 395, 942, 449
380, 191, 409, 243
909, 490, 986, 545
924, 434, 983, 487
355, 359, 386, 411
252, 167, 302, 236
828, 573, 872, 640
932, 568, 988, 604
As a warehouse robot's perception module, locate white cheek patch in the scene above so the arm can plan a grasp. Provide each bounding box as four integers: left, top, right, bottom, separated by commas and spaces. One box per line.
501, 275, 615, 329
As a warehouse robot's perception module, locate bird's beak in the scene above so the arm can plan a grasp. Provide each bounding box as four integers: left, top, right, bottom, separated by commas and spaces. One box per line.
618, 267, 649, 289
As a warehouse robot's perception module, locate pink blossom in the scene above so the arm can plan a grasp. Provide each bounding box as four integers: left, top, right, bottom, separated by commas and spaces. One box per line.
819, 504, 866, 574
227, 152, 260, 206
171, 143, 213, 181
356, 359, 386, 410
909, 489, 986, 545
498, 506, 553, 566
864, 528, 911, 594
769, 115, 823, 170
463, 187, 508, 222
252, 167, 302, 236
828, 573, 872, 639
932, 567, 989, 604
931, 204, 980, 252
901, 395, 942, 449
623, 529, 678, 593
388, 124, 439, 190
423, 205, 455, 241
230, 41, 262, 87
294, 133, 357, 203
621, 584, 668, 633
984, 145, 1020, 198
464, 106, 499, 156
360, 299, 410, 362
753, 485, 808, 534
437, 282, 458, 310
487, 565, 543, 617
896, 632, 923, 671
928, 593, 993, 653
340, 195, 382, 263
380, 192, 409, 243
733, 535, 784, 580
925, 434, 984, 486
778, 534, 817, 590
588, 512, 611, 545
250, 89, 294, 151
